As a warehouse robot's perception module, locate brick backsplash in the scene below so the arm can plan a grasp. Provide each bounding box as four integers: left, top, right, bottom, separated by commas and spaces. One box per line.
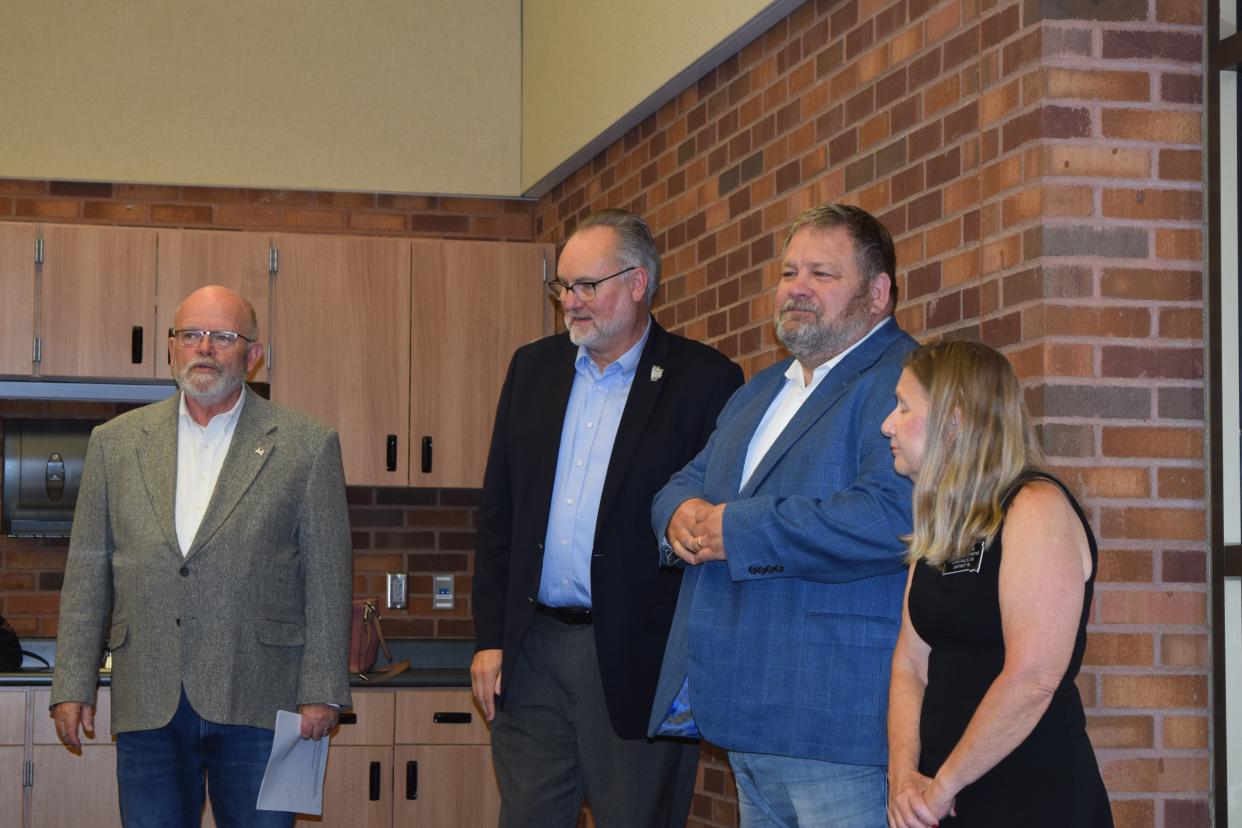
0, 398, 482, 639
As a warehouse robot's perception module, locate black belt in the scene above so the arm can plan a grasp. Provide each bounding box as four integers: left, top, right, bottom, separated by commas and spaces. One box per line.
535, 603, 593, 625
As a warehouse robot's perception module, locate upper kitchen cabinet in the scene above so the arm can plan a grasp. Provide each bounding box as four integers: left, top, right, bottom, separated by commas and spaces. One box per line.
156, 229, 272, 382
38, 225, 157, 379
0, 222, 37, 376
409, 240, 551, 488
272, 234, 412, 486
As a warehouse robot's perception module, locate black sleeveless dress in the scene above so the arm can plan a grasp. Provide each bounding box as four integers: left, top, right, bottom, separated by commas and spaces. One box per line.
907, 472, 1113, 826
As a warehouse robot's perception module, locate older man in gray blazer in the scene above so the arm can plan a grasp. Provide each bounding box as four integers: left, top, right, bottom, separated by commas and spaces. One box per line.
51, 285, 352, 828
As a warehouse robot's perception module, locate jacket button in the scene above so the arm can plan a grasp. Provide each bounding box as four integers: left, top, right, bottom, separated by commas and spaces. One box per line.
179, 566, 189, 577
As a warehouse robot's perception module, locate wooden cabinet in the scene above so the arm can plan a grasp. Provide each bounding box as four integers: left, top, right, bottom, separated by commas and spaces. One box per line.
292, 688, 499, 828
155, 229, 272, 382
0, 222, 552, 486
272, 234, 412, 486
29, 745, 122, 827
392, 689, 500, 826
298, 691, 395, 828
0, 222, 37, 376
38, 225, 158, 379
4, 686, 497, 827
0, 689, 26, 826
410, 241, 550, 488
27, 688, 120, 828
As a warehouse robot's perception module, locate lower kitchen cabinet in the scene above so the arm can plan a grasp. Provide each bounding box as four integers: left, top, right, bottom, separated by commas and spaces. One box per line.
393, 744, 500, 826
303, 745, 394, 828
3, 685, 495, 827
295, 687, 499, 828
29, 745, 122, 827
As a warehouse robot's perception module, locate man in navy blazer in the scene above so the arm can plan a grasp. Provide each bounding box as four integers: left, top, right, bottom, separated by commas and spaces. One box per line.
472, 208, 743, 826
650, 204, 917, 827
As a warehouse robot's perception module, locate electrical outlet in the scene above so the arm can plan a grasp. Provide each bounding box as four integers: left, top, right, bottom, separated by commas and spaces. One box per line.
387, 572, 408, 609
433, 574, 454, 610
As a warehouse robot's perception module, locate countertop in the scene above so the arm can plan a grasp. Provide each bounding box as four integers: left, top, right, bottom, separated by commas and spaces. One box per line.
0, 638, 474, 690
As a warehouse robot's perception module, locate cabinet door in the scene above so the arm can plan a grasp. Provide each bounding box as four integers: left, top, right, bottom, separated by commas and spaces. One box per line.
409, 240, 550, 488
392, 745, 499, 827
38, 225, 158, 379
30, 745, 123, 827
0, 222, 37, 375
156, 229, 272, 382
0, 746, 22, 828
272, 234, 411, 486
294, 745, 392, 828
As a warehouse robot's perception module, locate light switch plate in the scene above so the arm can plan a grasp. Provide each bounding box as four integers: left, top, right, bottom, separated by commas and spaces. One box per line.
386, 572, 407, 609
433, 574, 454, 610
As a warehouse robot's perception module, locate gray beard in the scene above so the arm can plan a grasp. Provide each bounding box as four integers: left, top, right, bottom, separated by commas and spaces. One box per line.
176, 360, 245, 406
775, 293, 873, 367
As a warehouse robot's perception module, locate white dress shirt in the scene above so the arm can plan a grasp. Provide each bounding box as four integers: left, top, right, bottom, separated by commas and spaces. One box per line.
739, 318, 888, 491
175, 391, 246, 555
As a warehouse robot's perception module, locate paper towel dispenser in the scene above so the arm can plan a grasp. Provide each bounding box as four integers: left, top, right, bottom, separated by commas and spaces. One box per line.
2, 419, 101, 537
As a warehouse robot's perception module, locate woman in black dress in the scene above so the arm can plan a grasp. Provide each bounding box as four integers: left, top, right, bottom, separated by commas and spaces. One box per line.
880, 341, 1112, 828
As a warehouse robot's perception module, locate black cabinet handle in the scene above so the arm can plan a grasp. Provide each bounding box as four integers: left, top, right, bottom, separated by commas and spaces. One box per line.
405, 760, 418, 800
369, 761, 381, 801
421, 436, 432, 473
338, 711, 357, 725
386, 435, 398, 472
432, 711, 471, 724
131, 326, 143, 364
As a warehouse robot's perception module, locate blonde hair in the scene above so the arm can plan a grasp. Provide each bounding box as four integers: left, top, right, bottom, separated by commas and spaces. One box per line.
902, 340, 1044, 565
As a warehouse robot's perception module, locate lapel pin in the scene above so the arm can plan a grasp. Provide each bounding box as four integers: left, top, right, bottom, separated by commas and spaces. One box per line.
650, 365, 664, 382
255, 447, 266, 456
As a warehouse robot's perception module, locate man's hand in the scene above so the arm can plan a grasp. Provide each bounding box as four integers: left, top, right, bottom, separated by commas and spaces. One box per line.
471, 649, 503, 722
298, 703, 340, 741
53, 701, 95, 749
667, 499, 728, 564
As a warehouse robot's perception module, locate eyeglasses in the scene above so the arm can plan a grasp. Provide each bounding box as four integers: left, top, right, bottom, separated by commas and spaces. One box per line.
168, 328, 256, 349
547, 266, 636, 301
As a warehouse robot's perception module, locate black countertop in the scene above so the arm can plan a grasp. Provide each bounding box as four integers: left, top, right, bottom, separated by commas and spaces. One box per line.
0, 638, 474, 689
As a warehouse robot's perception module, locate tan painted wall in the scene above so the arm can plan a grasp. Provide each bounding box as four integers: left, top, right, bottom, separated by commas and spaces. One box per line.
0, 0, 521, 195
521, 0, 784, 192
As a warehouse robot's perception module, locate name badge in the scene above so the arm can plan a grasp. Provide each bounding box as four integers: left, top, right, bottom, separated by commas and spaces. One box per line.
942, 540, 987, 575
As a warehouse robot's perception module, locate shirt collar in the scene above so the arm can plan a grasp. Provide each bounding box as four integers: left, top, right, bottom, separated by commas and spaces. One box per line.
574, 316, 652, 380
787, 316, 890, 390
178, 387, 247, 431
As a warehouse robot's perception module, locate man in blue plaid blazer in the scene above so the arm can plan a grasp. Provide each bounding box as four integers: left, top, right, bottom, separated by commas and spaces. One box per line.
649, 204, 917, 828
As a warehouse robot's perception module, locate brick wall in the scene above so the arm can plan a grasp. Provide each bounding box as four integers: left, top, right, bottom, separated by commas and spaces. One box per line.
0, 180, 528, 640
534, 1, 1207, 826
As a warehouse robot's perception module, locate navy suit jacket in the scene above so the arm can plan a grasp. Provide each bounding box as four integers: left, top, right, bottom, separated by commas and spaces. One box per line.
473, 319, 743, 739
648, 317, 917, 764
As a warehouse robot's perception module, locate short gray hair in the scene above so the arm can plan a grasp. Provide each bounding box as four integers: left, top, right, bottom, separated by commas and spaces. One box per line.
572, 208, 661, 303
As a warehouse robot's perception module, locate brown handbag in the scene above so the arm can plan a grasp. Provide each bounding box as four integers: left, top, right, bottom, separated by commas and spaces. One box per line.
349, 599, 411, 682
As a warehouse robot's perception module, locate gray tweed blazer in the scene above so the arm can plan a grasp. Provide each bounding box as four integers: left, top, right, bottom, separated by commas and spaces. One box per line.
50, 388, 353, 733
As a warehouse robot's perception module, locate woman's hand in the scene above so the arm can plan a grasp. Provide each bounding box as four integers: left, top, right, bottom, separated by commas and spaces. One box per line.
922, 777, 957, 822
887, 769, 941, 828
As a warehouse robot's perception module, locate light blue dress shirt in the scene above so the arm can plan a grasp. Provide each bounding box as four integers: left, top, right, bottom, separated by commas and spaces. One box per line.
539, 320, 652, 608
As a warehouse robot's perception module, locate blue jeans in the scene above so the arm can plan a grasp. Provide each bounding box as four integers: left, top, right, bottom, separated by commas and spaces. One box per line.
116, 689, 293, 828
728, 751, 887, 828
